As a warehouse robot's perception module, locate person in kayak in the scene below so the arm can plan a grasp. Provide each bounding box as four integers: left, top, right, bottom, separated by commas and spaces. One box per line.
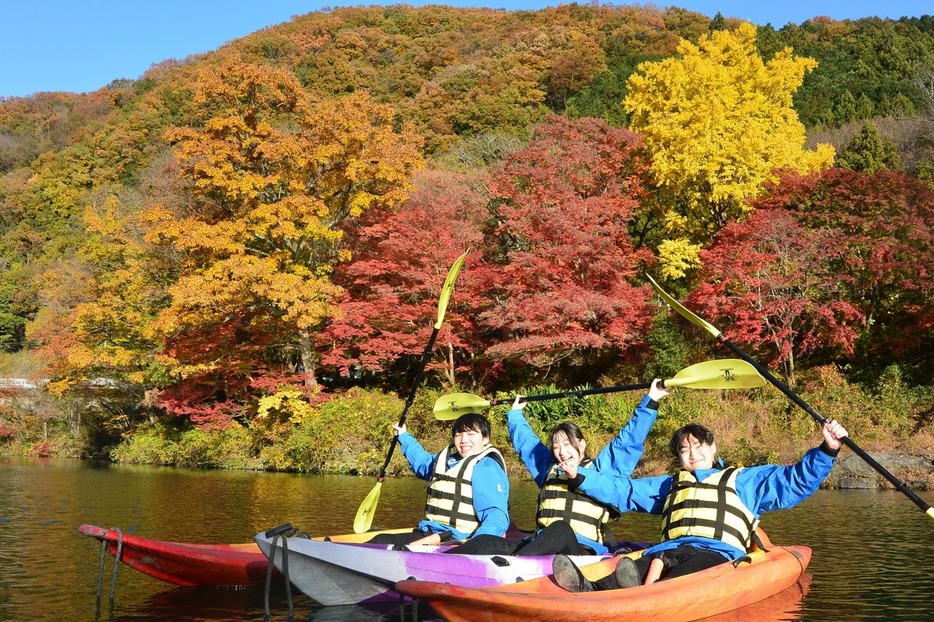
449, 380, 668, 556
366, 412, 510, 547
551, 418, 848, 591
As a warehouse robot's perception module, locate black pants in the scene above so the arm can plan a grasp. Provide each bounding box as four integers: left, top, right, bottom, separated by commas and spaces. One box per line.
634, 544, 726, 581
366, 529, 439, 546
590, 544, 727, 590
444, 521, 595, 556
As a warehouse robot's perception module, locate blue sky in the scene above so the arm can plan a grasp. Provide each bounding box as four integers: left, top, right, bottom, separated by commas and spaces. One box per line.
1, 1, 931, 98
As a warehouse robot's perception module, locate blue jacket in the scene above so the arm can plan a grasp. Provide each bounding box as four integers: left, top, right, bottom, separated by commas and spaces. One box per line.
507, 393, 660, 554
577, 444, 839, 560
398, 432, 511, 541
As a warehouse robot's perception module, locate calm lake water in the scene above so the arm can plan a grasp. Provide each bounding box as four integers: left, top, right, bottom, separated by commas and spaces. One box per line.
0, 456, 931, 621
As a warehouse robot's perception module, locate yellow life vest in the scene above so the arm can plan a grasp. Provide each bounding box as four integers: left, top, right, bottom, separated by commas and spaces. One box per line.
660, 468, 758, 553
536, 460, 618, 544
423, 445, 506, 535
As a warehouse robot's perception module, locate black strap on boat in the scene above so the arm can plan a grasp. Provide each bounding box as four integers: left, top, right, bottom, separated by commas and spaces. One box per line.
401, 580, 424, 622
264, 524, 294, 621
750, 529, 769, 553
93, 527, 123, 621
732, 555, 752, 568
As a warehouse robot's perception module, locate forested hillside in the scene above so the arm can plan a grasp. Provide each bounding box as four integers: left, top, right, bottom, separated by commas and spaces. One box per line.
1, 4, 931, 468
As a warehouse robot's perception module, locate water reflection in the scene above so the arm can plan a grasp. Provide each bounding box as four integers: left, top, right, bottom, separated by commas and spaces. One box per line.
0, 457, 931, 621
108, 585, 440, 622
111, 586, 269, 621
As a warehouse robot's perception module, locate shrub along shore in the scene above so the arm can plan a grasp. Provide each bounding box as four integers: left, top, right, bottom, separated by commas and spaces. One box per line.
4, 365, 931, 491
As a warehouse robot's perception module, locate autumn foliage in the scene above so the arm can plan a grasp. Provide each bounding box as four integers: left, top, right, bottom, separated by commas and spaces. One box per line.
753, 168, 934, 375
0, 5, 930, 454
470, 115, 654, 379
142, 60, 423, 426
688, 209, 862, 386
322, 115, 655, 387
624, 23, 835, 278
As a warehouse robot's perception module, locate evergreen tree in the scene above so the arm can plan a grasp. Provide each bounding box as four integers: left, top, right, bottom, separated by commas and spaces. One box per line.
836, 122, 903, 173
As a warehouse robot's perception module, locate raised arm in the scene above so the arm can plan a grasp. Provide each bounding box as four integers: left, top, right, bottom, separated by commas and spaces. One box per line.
740, 420, 848, 514
397, 429, 440, 480
574, 463, 673, 515
593, 379, 669, 477
507, 395, 554, 487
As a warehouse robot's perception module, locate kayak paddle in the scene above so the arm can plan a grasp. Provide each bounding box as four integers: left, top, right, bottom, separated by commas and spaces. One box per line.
647, 274, 934, 521
432, 358, 765, 421
353, 251, 469, 533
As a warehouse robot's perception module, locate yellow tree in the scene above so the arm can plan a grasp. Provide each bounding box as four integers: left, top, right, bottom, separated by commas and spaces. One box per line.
624, 22, 835, 277
146, 59, 423, 398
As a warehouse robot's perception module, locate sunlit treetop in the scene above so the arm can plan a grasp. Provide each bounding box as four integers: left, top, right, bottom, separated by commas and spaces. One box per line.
624, 22, 835, 278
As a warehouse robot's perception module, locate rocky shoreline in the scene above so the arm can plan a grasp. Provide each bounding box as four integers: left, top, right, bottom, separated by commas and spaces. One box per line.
824, 452, 934, 491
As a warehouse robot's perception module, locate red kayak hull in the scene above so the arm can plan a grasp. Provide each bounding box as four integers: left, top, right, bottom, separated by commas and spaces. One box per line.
79, 524, 415, 587
79, 524, 271, 587
396, 538, 811, 622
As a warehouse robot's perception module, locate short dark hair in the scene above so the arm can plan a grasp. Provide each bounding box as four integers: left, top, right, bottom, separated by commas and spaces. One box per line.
669, 423, 715, 458
548, 421, 591, 461
452, 413, 491, 439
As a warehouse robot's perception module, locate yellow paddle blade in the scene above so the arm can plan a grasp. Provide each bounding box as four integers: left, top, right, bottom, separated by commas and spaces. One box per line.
432, 392, 493, 421
434, 250, 469, 329
647, 274, 722, 338
353, 481, 382, 534
665, 359, 765, 389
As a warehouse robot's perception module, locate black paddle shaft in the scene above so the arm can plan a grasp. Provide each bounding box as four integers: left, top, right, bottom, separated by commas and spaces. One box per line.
717, 335, 933, 515
375, 327, 441, 482
487, 382, 656, 407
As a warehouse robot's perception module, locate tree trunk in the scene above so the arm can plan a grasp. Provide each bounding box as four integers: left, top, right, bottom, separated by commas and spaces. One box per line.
786, 347, 796, 390
298, 330, 318, 388
444, 342, 456, 388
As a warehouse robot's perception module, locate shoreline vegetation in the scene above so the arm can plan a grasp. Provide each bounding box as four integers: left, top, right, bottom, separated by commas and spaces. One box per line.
3, 364, 932, 491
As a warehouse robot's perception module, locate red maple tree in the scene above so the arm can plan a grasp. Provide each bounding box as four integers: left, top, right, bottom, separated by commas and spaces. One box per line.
755, 168, 933, 373
320, 169, 488, 387
320, 115, 656, 388
688, 208, 863, 387
471, 114, 654, 381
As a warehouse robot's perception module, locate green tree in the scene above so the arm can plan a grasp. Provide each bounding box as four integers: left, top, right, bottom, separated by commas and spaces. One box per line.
836, 122, 902, 173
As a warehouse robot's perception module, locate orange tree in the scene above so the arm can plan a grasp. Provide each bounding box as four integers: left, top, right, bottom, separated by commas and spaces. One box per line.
143, 59, 423, 427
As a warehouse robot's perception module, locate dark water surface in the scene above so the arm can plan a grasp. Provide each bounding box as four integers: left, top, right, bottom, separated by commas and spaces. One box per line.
1, 457, 931, 621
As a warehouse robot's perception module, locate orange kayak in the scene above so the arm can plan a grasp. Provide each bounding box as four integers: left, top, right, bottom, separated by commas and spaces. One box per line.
396, 532, 811, 622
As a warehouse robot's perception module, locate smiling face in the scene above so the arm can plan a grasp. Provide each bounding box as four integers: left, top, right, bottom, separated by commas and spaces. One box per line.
677, 434, 717, 471
450, 413, 492, 458
453, 428, 488, 458
551, 430, 587, 468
